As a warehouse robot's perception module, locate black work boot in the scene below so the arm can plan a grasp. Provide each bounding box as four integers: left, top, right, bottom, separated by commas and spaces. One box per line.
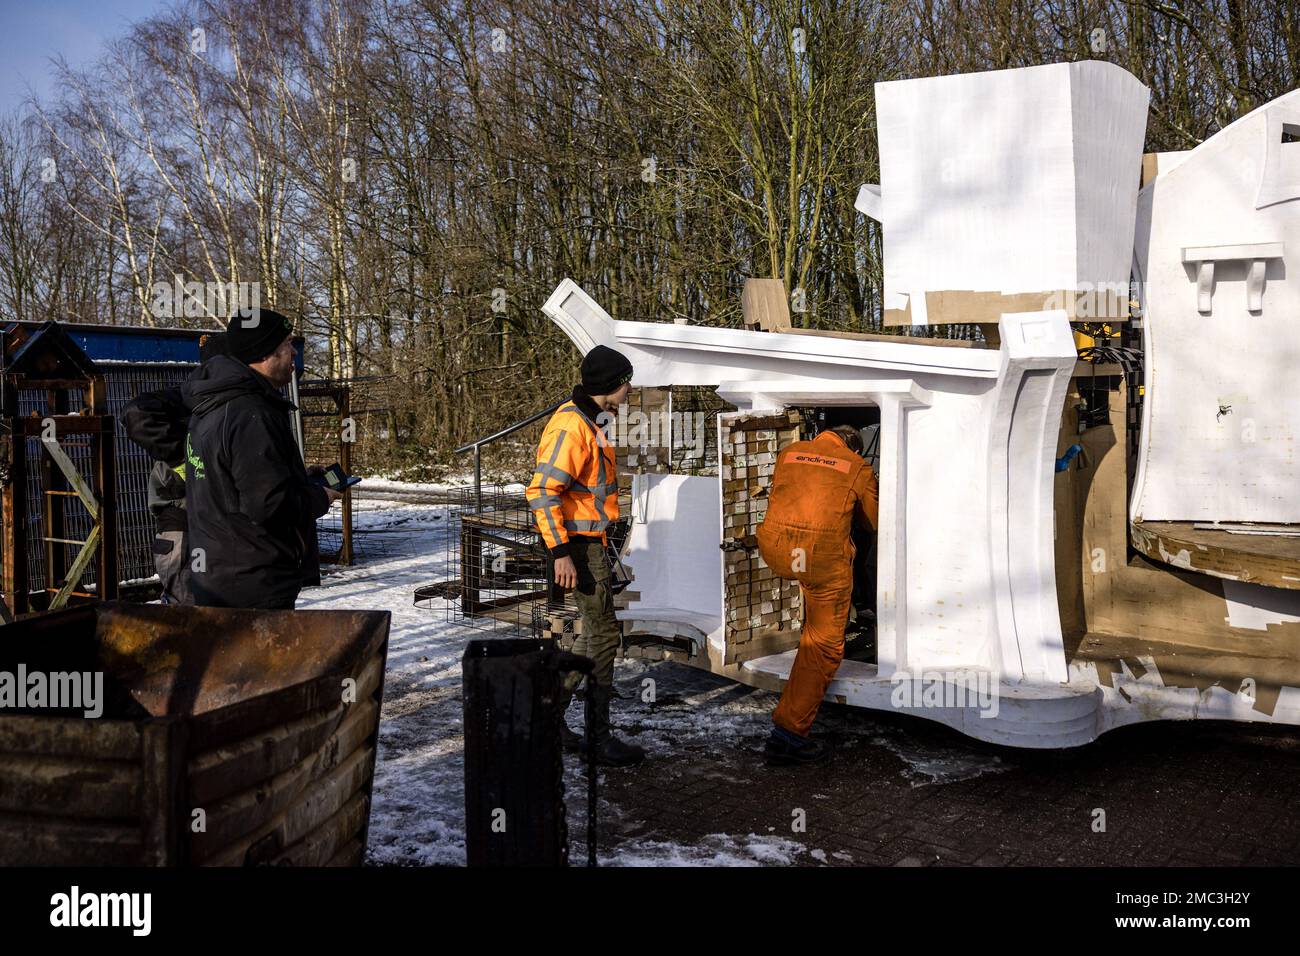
583, 683, 645, 768
556, 679, 583, 753
763, 725, 830, 767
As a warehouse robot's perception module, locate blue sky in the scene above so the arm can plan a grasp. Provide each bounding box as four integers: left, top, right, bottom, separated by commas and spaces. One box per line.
0, 0, 167, 116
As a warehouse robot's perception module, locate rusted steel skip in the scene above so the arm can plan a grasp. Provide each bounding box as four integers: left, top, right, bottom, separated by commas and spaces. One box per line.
0, 603, 390, 866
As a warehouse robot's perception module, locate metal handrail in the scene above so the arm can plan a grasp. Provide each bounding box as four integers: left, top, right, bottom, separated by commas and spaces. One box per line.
454, 397, 567, 513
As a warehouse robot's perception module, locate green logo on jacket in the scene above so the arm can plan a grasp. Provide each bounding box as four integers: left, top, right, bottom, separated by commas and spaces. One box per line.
186, 433, 206, 480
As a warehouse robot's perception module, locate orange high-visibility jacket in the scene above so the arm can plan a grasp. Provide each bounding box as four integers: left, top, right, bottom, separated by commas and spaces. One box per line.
526, 396, 619, 556
760, 430, 878, 559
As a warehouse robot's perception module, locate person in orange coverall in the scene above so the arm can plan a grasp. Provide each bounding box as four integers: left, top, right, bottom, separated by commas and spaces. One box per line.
756, 425, 878, 765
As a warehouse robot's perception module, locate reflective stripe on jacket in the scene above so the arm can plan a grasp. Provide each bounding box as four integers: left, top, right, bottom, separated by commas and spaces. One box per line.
526, 397, 619, 556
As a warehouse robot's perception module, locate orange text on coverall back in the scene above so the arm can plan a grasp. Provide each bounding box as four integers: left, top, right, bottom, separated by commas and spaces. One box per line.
756, 429, 878, 737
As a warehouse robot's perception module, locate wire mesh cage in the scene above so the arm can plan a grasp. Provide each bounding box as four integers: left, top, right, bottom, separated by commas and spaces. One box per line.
16, 369, 177, 594
298, 380, 355, 565
106, 368, 190, 585
415, 483, 558, 637
417, 483, 635, 641
19, 427, 98, 594
530, 602, 582, 651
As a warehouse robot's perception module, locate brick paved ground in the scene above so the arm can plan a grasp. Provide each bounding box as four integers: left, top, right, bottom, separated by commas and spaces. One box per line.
563, 660, 1300, 866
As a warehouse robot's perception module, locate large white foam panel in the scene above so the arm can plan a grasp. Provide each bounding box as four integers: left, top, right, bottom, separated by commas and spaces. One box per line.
876, 61, 1149, 306
621, 474, 723, 631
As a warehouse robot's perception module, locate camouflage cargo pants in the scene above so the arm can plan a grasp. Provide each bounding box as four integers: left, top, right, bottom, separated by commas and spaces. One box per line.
564, 538, 621, 690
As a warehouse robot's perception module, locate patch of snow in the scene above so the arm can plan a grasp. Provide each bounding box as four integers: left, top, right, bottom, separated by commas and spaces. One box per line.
603, 833, 807, 867
868, 732, 1009, 788
358, 477, 526, 496
297, 501, 474, 865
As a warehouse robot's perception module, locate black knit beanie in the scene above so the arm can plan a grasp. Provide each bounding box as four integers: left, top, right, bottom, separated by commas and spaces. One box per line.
580, 345, 633, 395
226, 307, 294, 364
198, 332, 228, 365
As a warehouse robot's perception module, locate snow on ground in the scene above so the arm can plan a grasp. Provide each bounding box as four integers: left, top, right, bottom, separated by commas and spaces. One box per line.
299, 491, 1007, 866
356, 476, 526, 497
604, 833, 809, 866
299, 498, 470, 865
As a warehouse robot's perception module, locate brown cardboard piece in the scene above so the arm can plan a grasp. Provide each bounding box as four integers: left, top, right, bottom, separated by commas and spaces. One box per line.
781, 327, 983, 349
884, 288, 1132, 326
741, 278, 793, 332
1140, 152, 1159, 188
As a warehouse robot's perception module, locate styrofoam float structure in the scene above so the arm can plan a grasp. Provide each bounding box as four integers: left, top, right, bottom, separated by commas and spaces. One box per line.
1131, 89, 1300, 525
537, 61, 1300, 748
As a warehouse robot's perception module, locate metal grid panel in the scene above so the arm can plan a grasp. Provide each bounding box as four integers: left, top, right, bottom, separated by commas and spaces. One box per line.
106, 368, 191, 583
299, 385, 351, 564
421, 485, 636, 640
425, 484, 556, 636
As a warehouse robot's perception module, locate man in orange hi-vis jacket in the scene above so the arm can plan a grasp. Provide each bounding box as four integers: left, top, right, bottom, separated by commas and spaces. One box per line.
756, 425, 879, 765
526, 345, 645, 767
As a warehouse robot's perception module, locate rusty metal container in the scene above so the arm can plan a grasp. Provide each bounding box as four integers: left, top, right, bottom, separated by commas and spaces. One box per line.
0, 602, 389, 866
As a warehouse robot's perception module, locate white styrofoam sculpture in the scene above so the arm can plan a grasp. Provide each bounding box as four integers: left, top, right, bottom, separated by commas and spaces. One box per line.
1131, 90, 1300, 523
861, 60, 1149, 324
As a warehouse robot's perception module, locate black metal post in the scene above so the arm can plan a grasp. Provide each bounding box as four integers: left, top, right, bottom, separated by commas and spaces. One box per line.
474, 444, 482, 515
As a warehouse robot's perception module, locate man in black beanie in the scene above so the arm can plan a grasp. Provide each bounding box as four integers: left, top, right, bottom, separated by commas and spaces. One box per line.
526, 343, 645, 766
181, 307, 341, 609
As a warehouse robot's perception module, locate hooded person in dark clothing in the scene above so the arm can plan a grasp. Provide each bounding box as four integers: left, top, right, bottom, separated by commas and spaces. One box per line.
182, 308, 341, 609
120, 333, 228, 604
121, 387, 192, 603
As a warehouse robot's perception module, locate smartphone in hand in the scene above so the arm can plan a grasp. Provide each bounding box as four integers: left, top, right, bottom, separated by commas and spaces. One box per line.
310, 463, 362, 490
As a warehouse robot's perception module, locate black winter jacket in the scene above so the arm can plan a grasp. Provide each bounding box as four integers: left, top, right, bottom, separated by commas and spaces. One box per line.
181, 356, 329, 609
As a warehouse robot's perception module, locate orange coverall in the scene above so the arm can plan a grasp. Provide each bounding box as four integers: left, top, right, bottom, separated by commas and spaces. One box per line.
756, 430, 879, 737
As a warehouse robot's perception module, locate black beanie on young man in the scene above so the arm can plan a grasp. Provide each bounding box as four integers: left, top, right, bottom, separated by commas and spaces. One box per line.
580, 345, 633, 395
225, 307, 295, 365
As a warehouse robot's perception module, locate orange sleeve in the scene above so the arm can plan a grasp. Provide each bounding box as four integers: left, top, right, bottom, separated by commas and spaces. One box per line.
855, 463, 879, 531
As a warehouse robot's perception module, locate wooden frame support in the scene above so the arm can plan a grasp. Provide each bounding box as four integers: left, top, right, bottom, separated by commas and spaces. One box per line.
1, 321, 117, 619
